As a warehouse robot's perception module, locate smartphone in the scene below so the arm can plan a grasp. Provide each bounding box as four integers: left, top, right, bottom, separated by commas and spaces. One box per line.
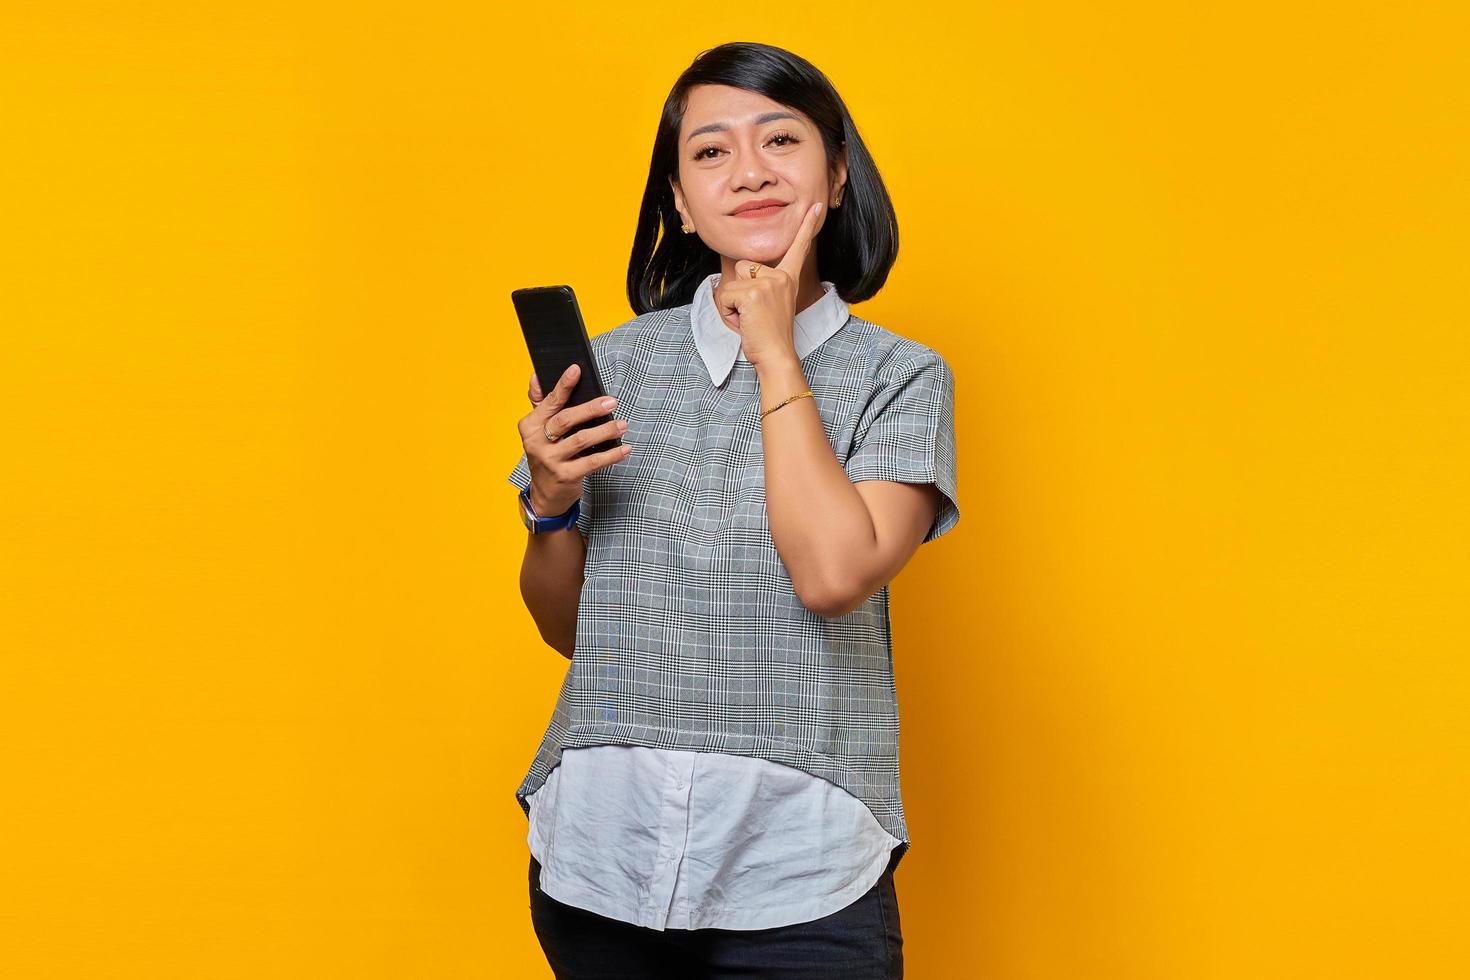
510, 284, 622, 458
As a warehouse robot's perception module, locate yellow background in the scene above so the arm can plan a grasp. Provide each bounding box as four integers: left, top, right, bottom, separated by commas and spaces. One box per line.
3, 3, 1466, 977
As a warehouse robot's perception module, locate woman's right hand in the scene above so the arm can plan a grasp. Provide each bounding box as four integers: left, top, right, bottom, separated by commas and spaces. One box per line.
518, 362, 632, 516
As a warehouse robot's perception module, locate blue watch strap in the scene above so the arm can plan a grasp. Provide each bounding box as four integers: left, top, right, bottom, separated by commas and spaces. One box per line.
520, 489, 580, 533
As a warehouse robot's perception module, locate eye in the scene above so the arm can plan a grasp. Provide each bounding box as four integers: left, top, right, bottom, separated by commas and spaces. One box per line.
692, 130, 801, 161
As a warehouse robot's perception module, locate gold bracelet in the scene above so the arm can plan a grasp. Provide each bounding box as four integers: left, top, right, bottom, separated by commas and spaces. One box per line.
760, 389, 813, 419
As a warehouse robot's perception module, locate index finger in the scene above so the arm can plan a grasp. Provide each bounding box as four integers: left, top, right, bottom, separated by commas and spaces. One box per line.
776, 202, 822, 277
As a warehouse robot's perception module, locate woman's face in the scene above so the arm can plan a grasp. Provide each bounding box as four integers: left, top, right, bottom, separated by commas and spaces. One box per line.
669, 84, 846, 268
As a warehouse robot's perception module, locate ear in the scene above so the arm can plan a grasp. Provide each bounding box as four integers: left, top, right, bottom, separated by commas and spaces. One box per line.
667, 174, 690, 227
832, 143, 849, 203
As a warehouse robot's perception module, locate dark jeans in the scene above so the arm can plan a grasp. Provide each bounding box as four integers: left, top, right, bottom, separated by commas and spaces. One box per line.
529, 849, 904, 979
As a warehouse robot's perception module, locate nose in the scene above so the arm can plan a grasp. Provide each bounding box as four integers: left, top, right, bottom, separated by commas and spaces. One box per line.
731, 157, 776, 195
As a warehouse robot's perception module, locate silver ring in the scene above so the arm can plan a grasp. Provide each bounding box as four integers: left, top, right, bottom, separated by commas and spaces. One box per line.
543, 422, 561, 443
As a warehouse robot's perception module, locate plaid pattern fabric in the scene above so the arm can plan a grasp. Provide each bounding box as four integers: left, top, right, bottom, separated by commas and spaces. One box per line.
508, 299, 959, 846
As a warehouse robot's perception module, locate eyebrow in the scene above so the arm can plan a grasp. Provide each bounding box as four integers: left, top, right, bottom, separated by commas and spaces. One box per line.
685, 111, 802, 143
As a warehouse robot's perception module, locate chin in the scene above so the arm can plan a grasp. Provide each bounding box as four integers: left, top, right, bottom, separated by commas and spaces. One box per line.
726, 237, 787, 264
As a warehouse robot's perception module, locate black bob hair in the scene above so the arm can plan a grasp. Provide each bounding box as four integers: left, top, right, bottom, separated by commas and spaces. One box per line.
626, 42, 899, 315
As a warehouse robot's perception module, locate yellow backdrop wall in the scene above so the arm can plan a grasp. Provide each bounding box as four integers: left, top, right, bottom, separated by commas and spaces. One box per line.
3, 3, 1466, 977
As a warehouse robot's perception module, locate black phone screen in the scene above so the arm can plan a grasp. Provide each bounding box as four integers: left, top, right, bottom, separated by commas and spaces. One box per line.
510, 284, 621, 457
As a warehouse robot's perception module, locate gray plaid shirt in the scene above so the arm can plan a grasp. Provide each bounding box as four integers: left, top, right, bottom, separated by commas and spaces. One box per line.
509, 280, 959, 847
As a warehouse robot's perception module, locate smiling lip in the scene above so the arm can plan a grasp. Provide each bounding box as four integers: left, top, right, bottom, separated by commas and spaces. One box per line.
731, 203, 789, 219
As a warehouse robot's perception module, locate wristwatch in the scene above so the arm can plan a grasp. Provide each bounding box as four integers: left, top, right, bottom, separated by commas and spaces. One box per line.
518, 488, 581, 534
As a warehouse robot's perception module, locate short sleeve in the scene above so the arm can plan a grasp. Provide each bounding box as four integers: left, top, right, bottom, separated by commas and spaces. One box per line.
508, 451, 533, 494
843, 350, 960, 544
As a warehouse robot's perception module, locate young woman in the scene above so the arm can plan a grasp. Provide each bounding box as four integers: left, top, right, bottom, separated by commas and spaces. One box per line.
508, 41, 960, 979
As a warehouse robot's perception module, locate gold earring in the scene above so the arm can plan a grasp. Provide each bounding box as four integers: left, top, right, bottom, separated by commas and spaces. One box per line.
681, 223, 694, 233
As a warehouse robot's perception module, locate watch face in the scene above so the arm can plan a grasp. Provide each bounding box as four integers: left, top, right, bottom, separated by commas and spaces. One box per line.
518, 491, 536, 531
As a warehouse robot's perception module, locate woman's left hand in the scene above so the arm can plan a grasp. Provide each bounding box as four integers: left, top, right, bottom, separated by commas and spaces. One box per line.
713, 202, 823, 369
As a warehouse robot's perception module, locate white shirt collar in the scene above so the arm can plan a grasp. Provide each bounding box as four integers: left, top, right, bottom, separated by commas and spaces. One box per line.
689, 271, 851, 386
